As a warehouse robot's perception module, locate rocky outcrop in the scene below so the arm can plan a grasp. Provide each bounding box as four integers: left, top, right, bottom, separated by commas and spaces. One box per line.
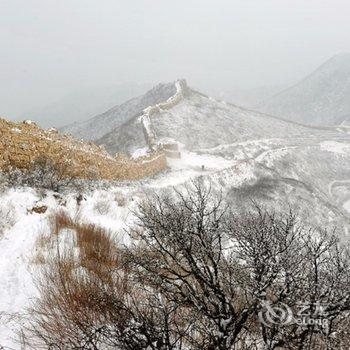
0, 119, 166, 181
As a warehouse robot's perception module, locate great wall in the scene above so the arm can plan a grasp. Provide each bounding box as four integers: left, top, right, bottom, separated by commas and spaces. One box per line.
140, 79, 186, 158
0, 119, 166, 181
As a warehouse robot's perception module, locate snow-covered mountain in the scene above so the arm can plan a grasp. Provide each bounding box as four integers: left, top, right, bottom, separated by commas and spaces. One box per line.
61, 83, 176, 141
258, 53, 350, 126
94, 79, 343, 156
91, 79, 350, 234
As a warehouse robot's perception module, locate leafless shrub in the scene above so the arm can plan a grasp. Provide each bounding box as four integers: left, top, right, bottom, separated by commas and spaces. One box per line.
21, 183, 350, 349
30, 251, 46, 265
93, 199, 112, 215
22, 212, 193, 349
225, 206, 350, 349
0, 203, 16, 235
115, 191, 127, 207
127, 183, 255, 349
2, 155, 75, 192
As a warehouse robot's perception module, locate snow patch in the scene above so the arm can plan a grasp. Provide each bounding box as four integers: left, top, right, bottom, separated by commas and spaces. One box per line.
132, 147, 149, 159
320, 141, 350, 155
344, 200, 350, 213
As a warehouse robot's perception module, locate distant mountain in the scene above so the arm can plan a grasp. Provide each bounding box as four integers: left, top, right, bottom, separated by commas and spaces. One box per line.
258, 53, 350, 125
21, 83, 151, 129
61, 82, 176, 142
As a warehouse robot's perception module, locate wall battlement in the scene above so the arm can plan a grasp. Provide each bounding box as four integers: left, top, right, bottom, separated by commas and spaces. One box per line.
140, 79, 187, 150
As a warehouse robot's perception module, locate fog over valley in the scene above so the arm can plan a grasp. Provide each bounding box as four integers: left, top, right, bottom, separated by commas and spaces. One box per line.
2, 0, 350, 125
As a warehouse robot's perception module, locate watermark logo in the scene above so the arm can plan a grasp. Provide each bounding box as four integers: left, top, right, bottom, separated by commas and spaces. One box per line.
258, 301, 329, 329
258, 301, 294, 327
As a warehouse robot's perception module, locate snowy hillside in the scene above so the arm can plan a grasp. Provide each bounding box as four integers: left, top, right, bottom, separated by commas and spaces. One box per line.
61, 83, 176, 141
1, 79, 350, 348
96, 79, 343, 156
1, 136, 350, 347
258, 53, 350, 125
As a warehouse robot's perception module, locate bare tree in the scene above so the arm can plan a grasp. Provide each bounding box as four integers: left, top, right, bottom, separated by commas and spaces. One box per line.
227, 207, 350, 349
22, 213, 193, 350
127, 183, 258, 349
22, 183, 350, 349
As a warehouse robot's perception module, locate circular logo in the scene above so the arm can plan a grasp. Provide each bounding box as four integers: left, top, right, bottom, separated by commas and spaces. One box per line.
258, 301, 294, 327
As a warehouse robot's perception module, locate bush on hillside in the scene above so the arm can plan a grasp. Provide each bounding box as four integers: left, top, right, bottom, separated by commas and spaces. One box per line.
2, 155, 74, 192
21, 183, 350, 349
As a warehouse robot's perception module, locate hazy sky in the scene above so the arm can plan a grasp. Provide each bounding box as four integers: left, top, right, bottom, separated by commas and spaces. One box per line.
1, 0, 350, 118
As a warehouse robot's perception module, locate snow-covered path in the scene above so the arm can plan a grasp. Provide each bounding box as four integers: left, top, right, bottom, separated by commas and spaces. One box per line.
147, 149, 236, 188
0, 190, 44, 348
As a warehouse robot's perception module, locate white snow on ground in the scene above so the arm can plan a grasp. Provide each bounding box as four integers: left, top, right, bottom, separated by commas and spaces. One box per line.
344, 200, 350, 213
0, 147, 244, 348
0, 138, 349, 348
169, 149, 234, 172
255, 146, 297, 167
132, 147, 149, 159
148, 149, 236, 188
320, 141, 350, 155
198, 138, 285, 153
0, 187, 136, 348
0, 189, 42, 348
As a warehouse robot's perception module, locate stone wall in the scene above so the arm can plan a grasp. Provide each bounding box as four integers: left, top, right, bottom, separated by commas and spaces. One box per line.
140, 79, 187, 150
0, 119, 167, 181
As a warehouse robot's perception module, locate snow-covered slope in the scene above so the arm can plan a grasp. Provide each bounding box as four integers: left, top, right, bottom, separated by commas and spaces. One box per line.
1, 79, 350, 349
96, 79, 342, 156
258, 53, 350, 125
61, 83, 176, 141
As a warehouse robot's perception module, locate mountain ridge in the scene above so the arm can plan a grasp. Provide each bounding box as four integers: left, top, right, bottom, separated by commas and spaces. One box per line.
258, 53, 350, 125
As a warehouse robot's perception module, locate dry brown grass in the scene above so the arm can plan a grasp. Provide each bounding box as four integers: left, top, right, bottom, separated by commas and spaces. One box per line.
21, 211, 129, 349
51, 210, 74, 235
74, 223, 118, 282
34, 232, 53, 250
31, 210, 118, 273
49, 210, 117, 269
30, 252, 46, 265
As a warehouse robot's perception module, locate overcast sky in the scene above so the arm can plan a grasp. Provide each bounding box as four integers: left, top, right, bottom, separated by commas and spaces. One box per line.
1, 0, 350, 119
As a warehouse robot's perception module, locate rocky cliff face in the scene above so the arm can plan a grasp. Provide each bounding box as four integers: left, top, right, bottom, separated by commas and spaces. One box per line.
0, 119, 166, 181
